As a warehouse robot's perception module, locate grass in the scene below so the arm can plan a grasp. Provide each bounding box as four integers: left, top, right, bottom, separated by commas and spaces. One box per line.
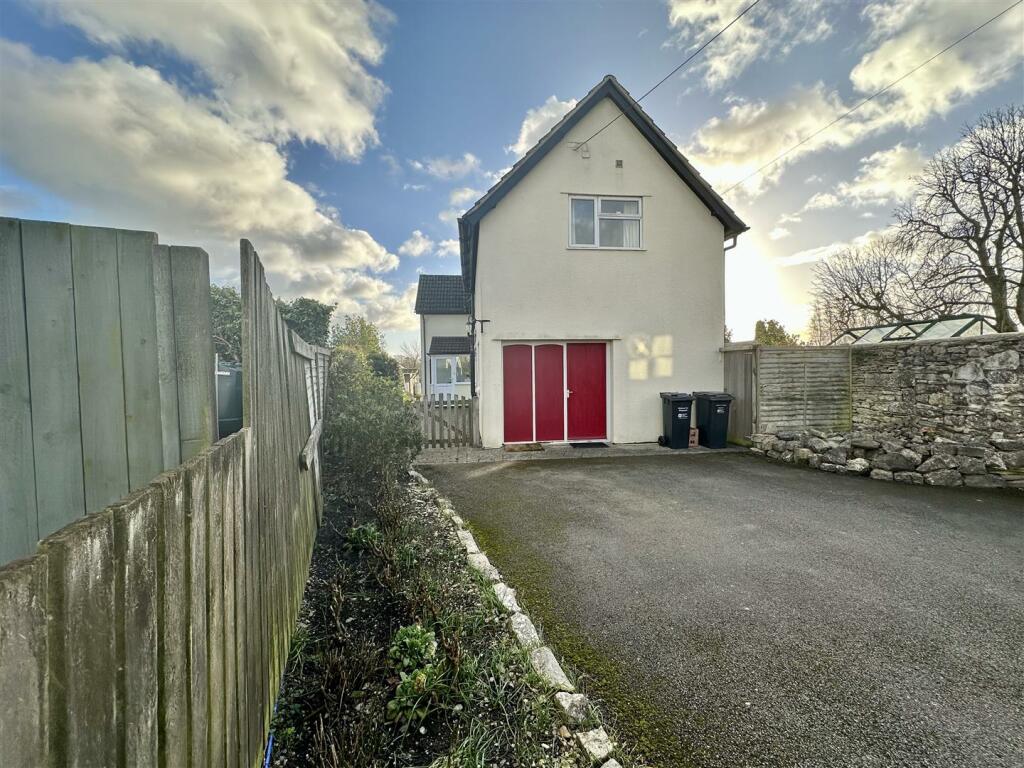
268, 475, 584, 767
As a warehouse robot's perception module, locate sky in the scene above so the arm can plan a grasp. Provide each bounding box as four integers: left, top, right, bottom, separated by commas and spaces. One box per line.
1, 0, 1021, 352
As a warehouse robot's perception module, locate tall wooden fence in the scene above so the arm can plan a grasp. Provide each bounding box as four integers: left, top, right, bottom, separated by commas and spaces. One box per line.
420, 394, 475, 448
723, 344, 852, 440
0, 218, 216, 564
0, 238, 328, 768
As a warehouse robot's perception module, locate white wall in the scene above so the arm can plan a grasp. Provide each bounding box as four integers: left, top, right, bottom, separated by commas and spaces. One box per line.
474, 97, 727, 447
421, 313, 471, 397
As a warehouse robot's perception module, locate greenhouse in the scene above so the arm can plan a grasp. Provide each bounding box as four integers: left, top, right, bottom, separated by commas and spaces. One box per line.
830, 314, 1002, 345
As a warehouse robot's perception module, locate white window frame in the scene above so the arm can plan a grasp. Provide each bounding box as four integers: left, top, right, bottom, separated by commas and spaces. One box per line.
429, 354, 471, 393
568, 195, 643, 250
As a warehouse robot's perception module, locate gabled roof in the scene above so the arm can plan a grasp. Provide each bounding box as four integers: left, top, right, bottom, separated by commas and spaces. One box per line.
458, 74, 749, 299
414, 274, 469, 315
428, 336, 472, 355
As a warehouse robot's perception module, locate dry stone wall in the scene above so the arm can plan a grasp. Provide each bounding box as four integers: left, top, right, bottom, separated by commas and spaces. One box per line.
750, 334, 1024, 491
850, 333, 1023, 444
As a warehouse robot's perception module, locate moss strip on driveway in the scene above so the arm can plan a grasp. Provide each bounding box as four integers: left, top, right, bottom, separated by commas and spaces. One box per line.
420, 452, 1024, 768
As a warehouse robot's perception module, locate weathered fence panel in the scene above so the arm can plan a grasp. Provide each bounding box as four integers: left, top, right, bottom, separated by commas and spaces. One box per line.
0, 219, 38, 559
420, 394, 475, 448
723, 344, 755, 443
0, 217, 217, 564
0, 230, 329, 768
171, 245, 218, 461
757, 346, 852, 434
71, 225, 130, 513
153, 246, 182, 470
240, 238, 328, 757
723, 344, 852, 439
119, 229, 166, 489
21, 220, 86, 543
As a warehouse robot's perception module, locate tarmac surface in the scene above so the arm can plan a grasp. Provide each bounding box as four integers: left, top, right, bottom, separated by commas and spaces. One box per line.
422, 452, 1024, 767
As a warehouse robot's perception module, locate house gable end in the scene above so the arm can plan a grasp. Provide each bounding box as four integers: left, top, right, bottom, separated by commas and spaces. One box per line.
459, 75, 748, 300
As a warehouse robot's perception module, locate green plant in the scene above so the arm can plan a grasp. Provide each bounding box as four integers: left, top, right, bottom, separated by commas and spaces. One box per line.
386, 663, 444, 728
321, 344, 421, 500
210, 284, 242, 362
278, 296, 335, 345
345, 522, 382, 553
388, 623, 437, 673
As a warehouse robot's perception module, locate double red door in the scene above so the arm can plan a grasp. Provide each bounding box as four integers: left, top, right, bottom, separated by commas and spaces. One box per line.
502, 342, 606, 443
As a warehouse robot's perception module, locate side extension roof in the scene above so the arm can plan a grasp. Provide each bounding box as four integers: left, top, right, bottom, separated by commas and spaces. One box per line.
458, 74, 748, 298
414, 274, 470, 314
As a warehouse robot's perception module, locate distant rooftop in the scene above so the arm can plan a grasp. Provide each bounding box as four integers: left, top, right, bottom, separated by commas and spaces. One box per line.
414, 274, 468, 315
830, 315, 1001, 345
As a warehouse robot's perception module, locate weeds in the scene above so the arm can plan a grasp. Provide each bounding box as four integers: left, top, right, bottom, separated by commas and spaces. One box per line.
270, 481, 576, 766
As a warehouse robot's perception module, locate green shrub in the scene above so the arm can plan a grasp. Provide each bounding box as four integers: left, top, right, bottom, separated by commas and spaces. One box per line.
389, 624, 437, 673
322, 345, 421, 498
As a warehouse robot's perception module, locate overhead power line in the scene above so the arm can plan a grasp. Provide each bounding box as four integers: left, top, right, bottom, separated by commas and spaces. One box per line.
573, 0, 764, 150
723, 0, 1024, 194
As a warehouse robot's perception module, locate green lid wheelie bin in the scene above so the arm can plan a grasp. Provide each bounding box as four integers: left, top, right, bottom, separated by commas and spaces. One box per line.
693, 392, 733, 449
658, 392, 694, 449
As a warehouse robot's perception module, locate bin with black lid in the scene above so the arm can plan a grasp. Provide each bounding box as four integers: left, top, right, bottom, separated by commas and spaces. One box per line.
658, 392, 694, 449
693, 391, 733, 449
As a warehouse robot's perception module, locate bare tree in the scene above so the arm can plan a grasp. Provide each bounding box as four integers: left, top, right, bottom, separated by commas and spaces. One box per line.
395, 341, 421, 372
812, 234, 981, 332
805, 298, 852, 345
811, 106, 1022, 334
897, 105, 1023, 330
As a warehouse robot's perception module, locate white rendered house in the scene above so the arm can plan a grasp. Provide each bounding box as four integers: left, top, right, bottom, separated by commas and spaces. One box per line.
416, 75, 747, 447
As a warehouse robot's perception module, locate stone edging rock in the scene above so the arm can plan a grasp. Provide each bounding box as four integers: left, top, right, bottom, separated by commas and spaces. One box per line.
408, 469, 625, 768
750, 430, 1024, 490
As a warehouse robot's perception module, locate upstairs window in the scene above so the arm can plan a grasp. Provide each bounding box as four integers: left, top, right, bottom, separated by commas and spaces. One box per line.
570, 196, 642, 249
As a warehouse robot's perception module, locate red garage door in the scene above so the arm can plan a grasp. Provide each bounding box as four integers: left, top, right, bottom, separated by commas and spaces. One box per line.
534, 344, 564, 441
567, 343, 606, 440
503, 342, 606, 443
502, 345, 533, 443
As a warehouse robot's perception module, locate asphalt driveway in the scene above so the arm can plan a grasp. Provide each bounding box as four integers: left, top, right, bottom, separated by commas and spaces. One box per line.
421, 453, 1024, 768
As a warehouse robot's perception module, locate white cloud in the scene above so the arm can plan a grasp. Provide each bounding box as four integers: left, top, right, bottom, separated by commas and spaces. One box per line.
449, 187, 481, 206
769, 227, 791, 241
33, 0, 393, 159
402, 182, 427, 191
685, 0, 1022, 198
666, 0, 834, 89
506, 95, 577, 156
438, 239, 460, 257
685, 84, 866, 195
774, 227, 891, 267
436, 187, 482, 226
0, 41, 414, 327
795, 143, 928, 214
803, 191, 842, 211
851, 0, 1022, 128
484, 166, 513, 183
833, 143, 927, 206
398, 229, 433, 257
411, 152, 481, 179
